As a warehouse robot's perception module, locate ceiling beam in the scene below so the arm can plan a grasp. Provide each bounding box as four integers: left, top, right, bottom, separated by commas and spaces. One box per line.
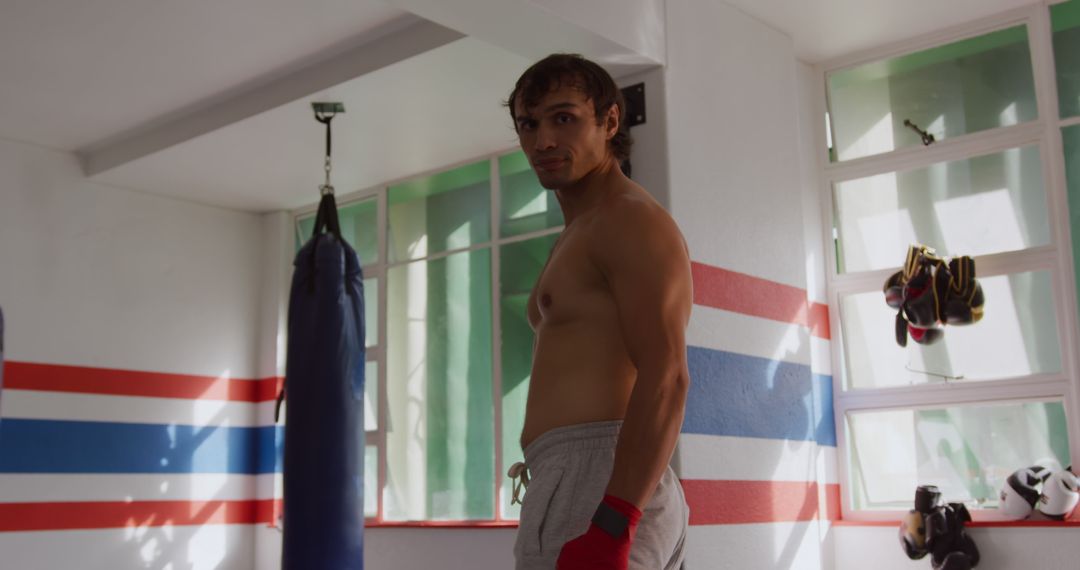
81, 18, 464, 176
380, 0, 665, 77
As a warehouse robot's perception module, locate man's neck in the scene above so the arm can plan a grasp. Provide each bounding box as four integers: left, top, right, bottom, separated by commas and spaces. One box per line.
555, 157, 625, 225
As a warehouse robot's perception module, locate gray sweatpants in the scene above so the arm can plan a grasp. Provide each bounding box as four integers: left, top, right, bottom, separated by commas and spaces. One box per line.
512, 421, 689, 570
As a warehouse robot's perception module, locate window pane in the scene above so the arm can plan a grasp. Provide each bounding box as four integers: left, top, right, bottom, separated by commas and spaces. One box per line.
833, 146, 1050, 273
295, 197, 378, 265
365, 360, 378, 432
339, 199, 380, 265
1063, 126, 1080, 324
384, 249, 495, 520
840, 271, 1061, 390
364, 277, 378, 348
388, 161, 491, 262
498, 233, 559, 520
365, 445, 378, 518
499, 151, 564, 237
1053, 0, 1080, 119
848, 401, 1070, 510
828, 25, 1036, 162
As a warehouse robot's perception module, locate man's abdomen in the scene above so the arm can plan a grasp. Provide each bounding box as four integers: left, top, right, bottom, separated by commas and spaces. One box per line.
520, 323, 635, 449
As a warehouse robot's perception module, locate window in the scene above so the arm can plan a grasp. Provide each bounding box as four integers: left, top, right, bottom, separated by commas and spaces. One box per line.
821, 4, 1080, 520
293, 150, 563, 523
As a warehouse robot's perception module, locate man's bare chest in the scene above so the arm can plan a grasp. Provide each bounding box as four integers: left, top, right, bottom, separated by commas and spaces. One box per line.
527, 234, 611, 330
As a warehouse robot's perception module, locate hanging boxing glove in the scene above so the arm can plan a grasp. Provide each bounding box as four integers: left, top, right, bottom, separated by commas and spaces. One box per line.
999, 465, 1051, 520
927, 503, 977, 570
1038, 469, 1079, 521
896, 312, 910, 347
903, 269, 939, 328
935, 551, 974, 570
942, 256, 985, 325
909, 324, 945, 345
884, 270, 905, 309
899, 509, 929, 559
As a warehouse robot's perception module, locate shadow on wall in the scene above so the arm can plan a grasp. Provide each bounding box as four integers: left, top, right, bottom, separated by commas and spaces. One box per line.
0, 370, 277, 569
681, 295, 835, 568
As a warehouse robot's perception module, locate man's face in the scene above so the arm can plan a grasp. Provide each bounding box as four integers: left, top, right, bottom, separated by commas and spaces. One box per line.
513, 84, 616, 190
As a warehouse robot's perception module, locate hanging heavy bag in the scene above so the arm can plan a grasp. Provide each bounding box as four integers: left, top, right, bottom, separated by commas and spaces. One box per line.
281, 105, 366, 570
282, 192, 366, 570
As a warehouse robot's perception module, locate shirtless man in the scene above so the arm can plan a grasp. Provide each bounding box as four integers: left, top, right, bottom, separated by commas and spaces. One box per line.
506, 54, 693, 570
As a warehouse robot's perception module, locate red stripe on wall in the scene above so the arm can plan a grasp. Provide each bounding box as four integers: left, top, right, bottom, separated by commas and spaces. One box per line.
0, 499, 282, 532
681, 479, 842, 525
691, 262, 830, 340
3, 361, 282, 402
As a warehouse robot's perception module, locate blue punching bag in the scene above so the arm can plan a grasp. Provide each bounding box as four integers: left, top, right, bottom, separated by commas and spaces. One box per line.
282, 192, 366, 570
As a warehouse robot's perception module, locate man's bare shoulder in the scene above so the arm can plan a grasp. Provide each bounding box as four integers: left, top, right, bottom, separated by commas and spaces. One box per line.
600, 185, 682, 248
590, 185, 688, 257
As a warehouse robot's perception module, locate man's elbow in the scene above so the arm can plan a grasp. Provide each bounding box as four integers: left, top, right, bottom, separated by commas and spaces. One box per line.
638, 359, 690, 399
668, 369, 690, 406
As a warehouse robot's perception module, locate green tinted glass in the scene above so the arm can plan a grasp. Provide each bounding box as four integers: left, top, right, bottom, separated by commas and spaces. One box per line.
498, 233, 559, 519
295, 197, 378, 265
849, 402, 1070, 510
388, 161, 491, 262
499, 151, 564, 237
832, 146, 1049, 273
1064, 126, 1080, 325
1053, 0, 1080, 118
384, 248, 494, 520
840, 271, 1061, 390
365, 360, 378, 432
828, 25, 1036, 161
365, 445, 378, 517
363, 277, 377, 348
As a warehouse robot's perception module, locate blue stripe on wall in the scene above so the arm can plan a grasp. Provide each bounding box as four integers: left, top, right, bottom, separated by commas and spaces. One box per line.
684, 345, 836, 446
0, 419, 284, 474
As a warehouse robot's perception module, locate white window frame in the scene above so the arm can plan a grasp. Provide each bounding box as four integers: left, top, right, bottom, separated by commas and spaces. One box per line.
290, 146, 562, 524
813, 3, 1080, 522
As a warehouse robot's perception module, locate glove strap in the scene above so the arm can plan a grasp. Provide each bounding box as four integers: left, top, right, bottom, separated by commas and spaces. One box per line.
591, 495, 642, 539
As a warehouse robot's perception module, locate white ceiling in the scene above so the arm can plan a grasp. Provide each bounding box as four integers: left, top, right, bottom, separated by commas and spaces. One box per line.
0, 0, 1056, 212
93, 37, 532, 212
0, 0, 410, 151
724, 0, 1044, 63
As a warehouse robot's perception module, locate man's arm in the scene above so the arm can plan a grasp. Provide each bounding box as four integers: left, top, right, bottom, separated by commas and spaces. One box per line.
595, 202, 693, 509
555, 199, 693, 569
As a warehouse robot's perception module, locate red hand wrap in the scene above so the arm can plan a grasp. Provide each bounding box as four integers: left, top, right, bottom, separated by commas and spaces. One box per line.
556, 494, 643, 570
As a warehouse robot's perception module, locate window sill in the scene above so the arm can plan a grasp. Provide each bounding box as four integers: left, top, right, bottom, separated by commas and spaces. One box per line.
364, 520, 519, 529
832, 519, 1080, 528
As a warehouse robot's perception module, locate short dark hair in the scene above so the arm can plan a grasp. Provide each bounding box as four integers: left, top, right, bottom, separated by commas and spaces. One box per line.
506, 53, 633, 162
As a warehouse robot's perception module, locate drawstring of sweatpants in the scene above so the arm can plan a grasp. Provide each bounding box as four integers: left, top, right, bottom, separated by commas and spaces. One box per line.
508, 462, 530, 505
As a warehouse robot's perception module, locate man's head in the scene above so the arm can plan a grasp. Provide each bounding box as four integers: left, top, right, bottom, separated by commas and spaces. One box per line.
507, 54, 632, 189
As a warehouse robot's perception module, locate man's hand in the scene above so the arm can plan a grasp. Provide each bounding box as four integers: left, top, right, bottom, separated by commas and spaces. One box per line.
556, 495, 642, 570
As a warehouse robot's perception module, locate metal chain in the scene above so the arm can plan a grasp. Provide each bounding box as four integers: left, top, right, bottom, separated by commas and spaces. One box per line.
322, 155, 333, 195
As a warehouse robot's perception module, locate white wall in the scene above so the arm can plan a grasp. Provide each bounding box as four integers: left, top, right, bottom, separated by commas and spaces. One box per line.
0, 138, 266, 569
665, 1, 832, 569
0, 139, 263, 378
665, 0, 809, 289
259, 526, 516, 569
834, 525, 1080, 569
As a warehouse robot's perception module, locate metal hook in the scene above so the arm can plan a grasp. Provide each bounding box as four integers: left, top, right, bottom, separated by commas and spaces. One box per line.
312, 102, 345, 196
903, 119, 936, 146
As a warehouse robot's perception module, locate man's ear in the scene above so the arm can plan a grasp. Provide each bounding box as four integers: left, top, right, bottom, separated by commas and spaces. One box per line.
606, 104, 620, 140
